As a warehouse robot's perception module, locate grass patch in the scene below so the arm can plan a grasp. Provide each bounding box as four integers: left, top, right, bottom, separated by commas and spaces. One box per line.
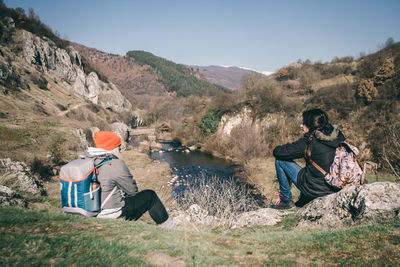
0, 206, 399, 266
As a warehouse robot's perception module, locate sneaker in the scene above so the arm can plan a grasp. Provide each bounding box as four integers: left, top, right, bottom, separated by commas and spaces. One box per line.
269, 194, 294, 210
295, 193, 310, 208
159, 217, 177, 230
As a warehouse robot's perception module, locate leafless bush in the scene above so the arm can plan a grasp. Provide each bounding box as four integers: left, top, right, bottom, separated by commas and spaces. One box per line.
382, 124, 400, 180
178, 175, 261, 229
228, 122, 267, 161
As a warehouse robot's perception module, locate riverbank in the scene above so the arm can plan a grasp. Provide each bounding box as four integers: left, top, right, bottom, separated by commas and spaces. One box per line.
124, 138, 294, 208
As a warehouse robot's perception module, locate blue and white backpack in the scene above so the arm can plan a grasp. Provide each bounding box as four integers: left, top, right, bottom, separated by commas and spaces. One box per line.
59, 157, 112, 217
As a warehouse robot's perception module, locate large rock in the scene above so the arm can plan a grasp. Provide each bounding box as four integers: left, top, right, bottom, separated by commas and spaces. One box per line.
232, 208, 291, 229
0, 185, 27, 207
0, 158, 46, 196
110, 122, 129, 149
72, 128, 89, 149
171, 204, 291, 230
296, 182, 400, 228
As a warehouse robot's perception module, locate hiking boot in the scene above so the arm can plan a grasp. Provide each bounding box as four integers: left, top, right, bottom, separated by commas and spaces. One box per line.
295, 193, 310, 208
269, 194, 294, 210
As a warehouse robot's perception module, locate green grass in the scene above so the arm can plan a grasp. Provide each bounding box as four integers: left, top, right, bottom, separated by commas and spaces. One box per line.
1, 207, 399, 266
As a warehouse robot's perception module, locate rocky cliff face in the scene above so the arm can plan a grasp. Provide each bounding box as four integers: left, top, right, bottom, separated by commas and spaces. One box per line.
215, 107, 282, 140
20, 29, 131, 112
71, 43, 167, 99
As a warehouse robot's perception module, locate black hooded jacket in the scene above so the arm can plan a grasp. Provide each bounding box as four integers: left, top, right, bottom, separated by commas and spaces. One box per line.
273, 124, 345, 201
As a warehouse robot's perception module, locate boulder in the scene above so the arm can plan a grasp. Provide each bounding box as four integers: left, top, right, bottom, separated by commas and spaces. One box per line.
0, 185, 27, 207
110, 122, 129, 149
72, 128, 89, 149
232, 208, 291, 229
0, 158, 46, 197
171, 204, 291, 229
296, 182, 400, 228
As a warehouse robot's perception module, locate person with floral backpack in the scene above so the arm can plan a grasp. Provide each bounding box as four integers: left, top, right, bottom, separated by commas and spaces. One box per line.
270, 109, 363, 210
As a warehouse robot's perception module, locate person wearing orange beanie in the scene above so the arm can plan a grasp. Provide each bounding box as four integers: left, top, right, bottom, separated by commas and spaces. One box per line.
82, 131, 176, 229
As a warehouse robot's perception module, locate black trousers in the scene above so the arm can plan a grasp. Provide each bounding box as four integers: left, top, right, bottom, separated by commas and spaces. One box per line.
122, 189, 169, 224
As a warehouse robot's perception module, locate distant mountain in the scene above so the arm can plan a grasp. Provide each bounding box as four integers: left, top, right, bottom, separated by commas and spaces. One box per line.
126, 51, 230, 96
189, 65, 273, 90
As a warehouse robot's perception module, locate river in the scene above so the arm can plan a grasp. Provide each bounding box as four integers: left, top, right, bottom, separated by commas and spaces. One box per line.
146, 142, 238, 197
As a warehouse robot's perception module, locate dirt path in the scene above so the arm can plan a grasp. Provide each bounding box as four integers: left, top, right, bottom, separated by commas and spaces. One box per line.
57, 102, 87, 116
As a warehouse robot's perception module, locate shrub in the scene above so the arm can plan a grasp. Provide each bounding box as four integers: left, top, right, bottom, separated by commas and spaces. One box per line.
305, 83, 357, 119
32, 75, 48, 90
298, 67, 321, 94
356, 79, 378, 104
30, 157, 52, 181
0, 61, 23, 92
275, 67, 290, 81
178, 175, 261, 229
228, 122, 268, 161
242, 75, 286, 117
48, 136, 66, 165
201, 112, 222, 135
55, 104, 67, 111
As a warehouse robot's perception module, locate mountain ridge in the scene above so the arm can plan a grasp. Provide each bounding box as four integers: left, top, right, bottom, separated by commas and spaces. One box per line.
189, 65, 272, 90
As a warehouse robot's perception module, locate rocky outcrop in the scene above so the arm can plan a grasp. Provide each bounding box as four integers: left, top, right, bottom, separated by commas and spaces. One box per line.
296, 182, 400, 228
215, 107, 282, 140
72, 129, 89, 149
232, 208, 291, 228
216, 107, 253, 138
0, 185, 27, 207
0, 158, 46, 197
21, 29, 131, 112
110, 122, 130, 149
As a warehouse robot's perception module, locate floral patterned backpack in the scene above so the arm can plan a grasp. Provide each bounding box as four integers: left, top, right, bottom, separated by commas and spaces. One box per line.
309, 142, 365, 189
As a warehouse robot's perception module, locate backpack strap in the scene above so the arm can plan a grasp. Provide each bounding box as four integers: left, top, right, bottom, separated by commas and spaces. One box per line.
92, 157, 113, 182
101, 186, 118, 209
309, 158, 328, 176
91, 157, 118, 209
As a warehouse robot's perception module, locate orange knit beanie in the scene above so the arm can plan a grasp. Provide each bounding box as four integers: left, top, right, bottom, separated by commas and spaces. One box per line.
94, 131, 121, 151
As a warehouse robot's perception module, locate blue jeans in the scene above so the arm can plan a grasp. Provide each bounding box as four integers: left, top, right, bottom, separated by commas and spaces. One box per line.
275, 159, 302, 199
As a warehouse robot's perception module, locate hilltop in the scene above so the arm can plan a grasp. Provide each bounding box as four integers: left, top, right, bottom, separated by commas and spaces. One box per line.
189, 65, 271, 90
126, 50, 230, 96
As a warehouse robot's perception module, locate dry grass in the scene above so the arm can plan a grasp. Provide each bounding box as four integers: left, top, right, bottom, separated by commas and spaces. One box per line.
312, 75, 355, 90
243, 157, 302, 205
121, 148, 174, 215
177, 175, 262, 229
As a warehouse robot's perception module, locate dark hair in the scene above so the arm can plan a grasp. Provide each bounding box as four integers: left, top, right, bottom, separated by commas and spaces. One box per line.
302, 109, 329, 133
303, 109, 329, 160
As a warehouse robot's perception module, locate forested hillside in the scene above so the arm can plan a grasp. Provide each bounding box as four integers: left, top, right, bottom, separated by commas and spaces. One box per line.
126, 50, 230, 96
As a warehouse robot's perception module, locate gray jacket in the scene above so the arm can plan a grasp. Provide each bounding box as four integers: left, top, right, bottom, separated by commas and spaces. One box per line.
96, 158, 138, 209
80, 147, 138, 217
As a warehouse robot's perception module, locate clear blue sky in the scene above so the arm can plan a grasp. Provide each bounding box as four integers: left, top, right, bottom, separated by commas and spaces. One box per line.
4, 0, 400, 72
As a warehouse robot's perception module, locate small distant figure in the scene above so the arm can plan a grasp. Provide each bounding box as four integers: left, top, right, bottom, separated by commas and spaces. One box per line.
126, 129, 130, 143
270, 109, 346, 209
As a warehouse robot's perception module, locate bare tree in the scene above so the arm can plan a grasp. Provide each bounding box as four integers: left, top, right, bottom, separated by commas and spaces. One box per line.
382, 125, 400, 181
